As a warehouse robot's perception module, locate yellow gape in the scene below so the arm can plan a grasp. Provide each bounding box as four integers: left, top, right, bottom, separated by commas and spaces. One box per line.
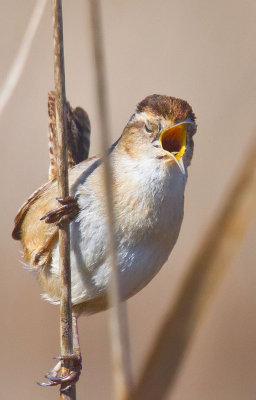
160, 122, 188, 162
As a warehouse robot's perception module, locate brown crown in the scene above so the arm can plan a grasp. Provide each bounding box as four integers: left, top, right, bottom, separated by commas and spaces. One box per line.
136, 94, 196, 123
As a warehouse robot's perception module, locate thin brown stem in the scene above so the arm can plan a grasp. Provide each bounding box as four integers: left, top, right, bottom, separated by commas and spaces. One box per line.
51, 1, 75, 399
129, 136, 256, 400
88, 0, 133, 398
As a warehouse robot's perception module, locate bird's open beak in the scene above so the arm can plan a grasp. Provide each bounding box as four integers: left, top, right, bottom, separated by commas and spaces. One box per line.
160, 121, 192, 173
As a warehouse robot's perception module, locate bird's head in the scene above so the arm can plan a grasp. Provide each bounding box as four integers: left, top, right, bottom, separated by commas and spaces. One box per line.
118, 94, 197, 174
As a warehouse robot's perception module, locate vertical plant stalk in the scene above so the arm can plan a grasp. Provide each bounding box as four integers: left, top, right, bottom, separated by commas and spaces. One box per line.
51, 1, 75, 399
89, 0, 133, 398
129, 137, 256, 400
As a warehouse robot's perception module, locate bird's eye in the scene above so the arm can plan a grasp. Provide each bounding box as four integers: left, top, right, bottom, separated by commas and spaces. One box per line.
145, 122, 152, 133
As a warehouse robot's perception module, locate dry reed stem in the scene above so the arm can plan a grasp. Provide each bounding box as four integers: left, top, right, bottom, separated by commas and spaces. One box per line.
0, 0, 47, 118
129, 137, 256, 400
88, 0, 133, 398
51, 1, 75, 399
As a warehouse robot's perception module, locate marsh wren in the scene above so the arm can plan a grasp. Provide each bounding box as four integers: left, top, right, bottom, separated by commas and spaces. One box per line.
12, 94, 196, 388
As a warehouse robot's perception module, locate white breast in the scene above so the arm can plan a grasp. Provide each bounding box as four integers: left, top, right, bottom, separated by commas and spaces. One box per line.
49, 155, 186, 306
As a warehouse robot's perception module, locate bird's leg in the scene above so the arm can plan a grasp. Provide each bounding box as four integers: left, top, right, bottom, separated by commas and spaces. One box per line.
72, 313, 82, 361
40, 196, 79, 227
37, 314, 82, 392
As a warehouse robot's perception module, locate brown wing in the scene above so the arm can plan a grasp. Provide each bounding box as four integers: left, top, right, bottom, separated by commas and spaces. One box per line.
48, 91, 91, 180
12, 181, 52, 241
12, 178, 59, 267
12, 156, 99, 268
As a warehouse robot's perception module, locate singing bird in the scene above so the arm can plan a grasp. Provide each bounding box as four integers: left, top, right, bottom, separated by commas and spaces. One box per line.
12, 93, 196, 388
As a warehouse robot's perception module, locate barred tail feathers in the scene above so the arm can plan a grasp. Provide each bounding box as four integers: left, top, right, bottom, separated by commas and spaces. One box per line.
48, 91, 91, 181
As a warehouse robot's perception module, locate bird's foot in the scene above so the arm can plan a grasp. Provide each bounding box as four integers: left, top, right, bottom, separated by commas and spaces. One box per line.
37, 354, 82, 392
40, 196, 79, 227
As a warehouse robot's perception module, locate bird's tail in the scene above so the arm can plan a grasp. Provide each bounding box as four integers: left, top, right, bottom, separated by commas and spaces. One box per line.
48, 91, 91, 181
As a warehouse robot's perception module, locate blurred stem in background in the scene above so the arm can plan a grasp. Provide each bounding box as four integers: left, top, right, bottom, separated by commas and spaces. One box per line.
129, 136, 256, 400
0, 0, 47, 118
88, 0, 133, 399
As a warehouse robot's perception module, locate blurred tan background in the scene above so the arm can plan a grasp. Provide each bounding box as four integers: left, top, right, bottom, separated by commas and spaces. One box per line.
1, 0, 256, 399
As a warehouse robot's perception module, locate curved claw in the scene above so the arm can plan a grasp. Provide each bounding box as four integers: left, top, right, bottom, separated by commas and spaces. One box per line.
37, 380, 58, 387
40, 196, 79, 226
56, 196, 77, 205
60, 384, 72, 393
54, 354, 81, 362
45, 371, 78, 383
37, 354, 82, 390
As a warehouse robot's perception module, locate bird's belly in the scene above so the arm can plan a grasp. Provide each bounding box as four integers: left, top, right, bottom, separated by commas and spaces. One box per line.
46, 169, 185, 310
116, 238, 177, 300
47, 220, 181, 311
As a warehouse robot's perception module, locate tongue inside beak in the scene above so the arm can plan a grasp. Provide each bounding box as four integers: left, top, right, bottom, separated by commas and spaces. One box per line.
160, 122, 188, 162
